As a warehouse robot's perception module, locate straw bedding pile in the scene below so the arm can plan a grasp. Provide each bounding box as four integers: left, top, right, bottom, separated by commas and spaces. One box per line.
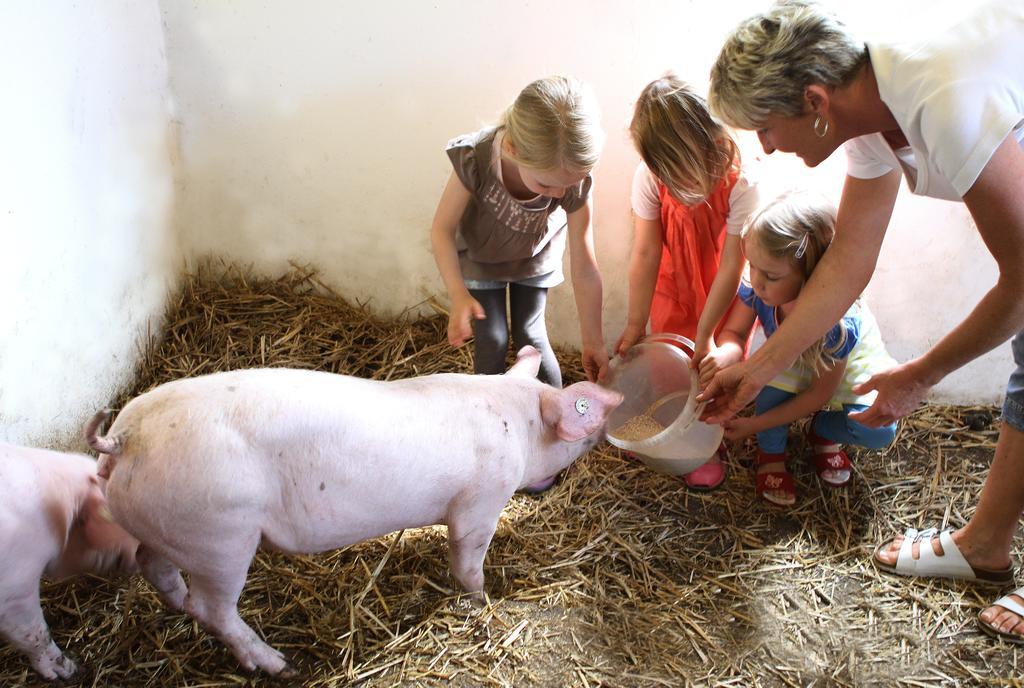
2, 264, 1022, 687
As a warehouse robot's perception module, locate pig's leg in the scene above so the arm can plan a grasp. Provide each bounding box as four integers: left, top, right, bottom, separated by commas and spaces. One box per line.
446, 498, 505, 601
180, 531, 295, 676
0, 584, 76, 680
137, 545, 187, 611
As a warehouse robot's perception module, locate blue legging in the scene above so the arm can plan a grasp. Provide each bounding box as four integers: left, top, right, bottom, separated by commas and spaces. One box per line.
755, 385, 897, 454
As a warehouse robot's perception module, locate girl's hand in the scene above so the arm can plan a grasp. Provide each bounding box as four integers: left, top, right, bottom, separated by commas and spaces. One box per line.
722, 416, 759, 441
691, 334, 715, 371
850, 360, 933, 427
447, 295, 485, 347
614, 323, 646, 357
698, 345, 741, 390
582, 344, 609, 383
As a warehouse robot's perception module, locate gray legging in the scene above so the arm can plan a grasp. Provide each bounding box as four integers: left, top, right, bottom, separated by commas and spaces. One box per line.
470, 283, 562, 387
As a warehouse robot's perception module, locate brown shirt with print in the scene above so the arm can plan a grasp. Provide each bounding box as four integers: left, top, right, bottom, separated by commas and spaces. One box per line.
446, 127, 592, 283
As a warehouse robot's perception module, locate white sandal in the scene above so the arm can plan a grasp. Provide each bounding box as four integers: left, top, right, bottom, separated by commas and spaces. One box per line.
873, 527, 1015, 588
977, 588, 1024, 645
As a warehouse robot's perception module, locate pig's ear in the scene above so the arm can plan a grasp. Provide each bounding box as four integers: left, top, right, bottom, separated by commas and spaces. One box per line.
79, 483, 130, 550
506, 345, 542, 379
541, 382, 624, 442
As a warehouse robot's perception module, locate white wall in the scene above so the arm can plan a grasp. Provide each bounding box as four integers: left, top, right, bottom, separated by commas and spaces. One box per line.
0, 2, 177, 447
162, 0, 1013, 404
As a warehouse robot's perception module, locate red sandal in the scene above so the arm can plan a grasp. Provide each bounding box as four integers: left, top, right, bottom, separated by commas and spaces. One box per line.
755, 450, 796, 507
807, 422, 852, 488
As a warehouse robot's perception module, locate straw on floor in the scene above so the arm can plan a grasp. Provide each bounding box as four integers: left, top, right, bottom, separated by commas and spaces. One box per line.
2, 264, 1021, 687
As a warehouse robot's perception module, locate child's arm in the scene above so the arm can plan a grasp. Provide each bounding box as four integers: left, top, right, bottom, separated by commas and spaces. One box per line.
430, 172, 483, 347
615, 215, 662, 355
723, 360, 847, 441
566, 198, 607, 382
693, 234, 744, 366
698, 296, 756, 389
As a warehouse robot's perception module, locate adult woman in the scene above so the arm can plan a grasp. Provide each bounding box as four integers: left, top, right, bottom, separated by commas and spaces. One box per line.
704, 0, 1024, 642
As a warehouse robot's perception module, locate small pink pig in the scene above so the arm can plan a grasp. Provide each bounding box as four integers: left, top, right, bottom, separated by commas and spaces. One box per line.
0, 444, 139, 680
86, 346, 622, 676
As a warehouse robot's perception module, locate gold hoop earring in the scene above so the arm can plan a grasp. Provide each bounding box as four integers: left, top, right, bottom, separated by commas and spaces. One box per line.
813, 115, 829, 138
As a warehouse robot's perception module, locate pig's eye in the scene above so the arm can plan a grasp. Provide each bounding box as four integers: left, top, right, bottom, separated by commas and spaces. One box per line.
574, 398, 590, 415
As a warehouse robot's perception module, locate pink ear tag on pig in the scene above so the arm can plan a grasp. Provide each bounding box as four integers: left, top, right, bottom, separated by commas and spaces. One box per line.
574, 398, 590, 415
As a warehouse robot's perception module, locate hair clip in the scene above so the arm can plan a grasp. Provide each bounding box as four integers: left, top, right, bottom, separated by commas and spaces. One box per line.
794, 233, 810, 259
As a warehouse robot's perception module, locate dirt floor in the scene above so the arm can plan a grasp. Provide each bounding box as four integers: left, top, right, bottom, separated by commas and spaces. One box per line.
2, 267, 1021, 687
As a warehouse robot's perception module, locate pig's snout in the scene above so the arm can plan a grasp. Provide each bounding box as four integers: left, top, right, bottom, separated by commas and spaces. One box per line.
87, 544, 140, 578
95, 527, 141, 576
99, 524, 141, 577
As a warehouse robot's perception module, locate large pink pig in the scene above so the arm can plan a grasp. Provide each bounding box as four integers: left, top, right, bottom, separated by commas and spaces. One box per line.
87, 346, 622, 676
0, 444, 139, 680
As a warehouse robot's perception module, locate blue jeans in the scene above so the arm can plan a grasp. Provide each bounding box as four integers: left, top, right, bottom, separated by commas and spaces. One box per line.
755, 386, 897, 454
1005, 330, 1024, 432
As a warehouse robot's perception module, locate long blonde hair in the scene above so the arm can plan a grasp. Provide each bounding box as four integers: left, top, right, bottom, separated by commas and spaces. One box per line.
743, 190, 848, 373
498, 76, 604, 174
630, 75, 739, 205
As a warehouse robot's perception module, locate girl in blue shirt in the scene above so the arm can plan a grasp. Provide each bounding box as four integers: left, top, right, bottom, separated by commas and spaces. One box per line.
700, 191, 897, 506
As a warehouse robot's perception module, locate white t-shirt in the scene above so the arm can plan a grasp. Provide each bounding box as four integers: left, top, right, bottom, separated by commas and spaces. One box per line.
845, 1, 1024, 200
630, 163, 759, 234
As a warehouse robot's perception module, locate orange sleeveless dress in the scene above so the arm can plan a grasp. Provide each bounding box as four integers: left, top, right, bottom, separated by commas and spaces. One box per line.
648, 169, 740, 340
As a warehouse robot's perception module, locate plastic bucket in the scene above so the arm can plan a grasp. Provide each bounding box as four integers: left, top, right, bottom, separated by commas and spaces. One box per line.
604, 333, 724, 475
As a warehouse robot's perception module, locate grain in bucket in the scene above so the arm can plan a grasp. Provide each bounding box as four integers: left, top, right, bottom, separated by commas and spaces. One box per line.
603, 334, 723, 475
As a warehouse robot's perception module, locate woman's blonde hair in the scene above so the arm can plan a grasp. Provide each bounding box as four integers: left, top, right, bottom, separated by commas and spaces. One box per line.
708, 0, 867, 130
498, 76, 604, 174
742, 190, 848, 373
630, 75, 739, 205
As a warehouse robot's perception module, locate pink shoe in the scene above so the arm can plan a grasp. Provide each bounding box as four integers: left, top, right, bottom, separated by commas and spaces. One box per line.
684, 459, 726, 491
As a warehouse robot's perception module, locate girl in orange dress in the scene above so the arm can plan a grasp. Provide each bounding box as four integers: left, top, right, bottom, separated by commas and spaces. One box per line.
616, 75, 759, 490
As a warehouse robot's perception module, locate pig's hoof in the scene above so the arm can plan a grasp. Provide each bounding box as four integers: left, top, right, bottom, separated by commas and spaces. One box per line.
162, 587, 187, 612
233, 639, 291, 676
276, 663, 298, 678
35, 651, 77, 681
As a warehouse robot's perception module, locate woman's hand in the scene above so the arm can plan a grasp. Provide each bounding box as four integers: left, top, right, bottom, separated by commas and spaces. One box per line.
850, 359, 933, 427
447, 295, 485, 347
582, 344, 609, 383
722, 415, 759, 441
697, 358, 770, 423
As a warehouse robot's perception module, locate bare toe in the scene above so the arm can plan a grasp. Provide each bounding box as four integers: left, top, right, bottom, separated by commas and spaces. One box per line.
875, 531, 949, 567
822, 468, 851, 484
874, 535, 904, 566
998, 611, 1021, 634
981, 594, 1024, 640
764, 489, 795, 506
